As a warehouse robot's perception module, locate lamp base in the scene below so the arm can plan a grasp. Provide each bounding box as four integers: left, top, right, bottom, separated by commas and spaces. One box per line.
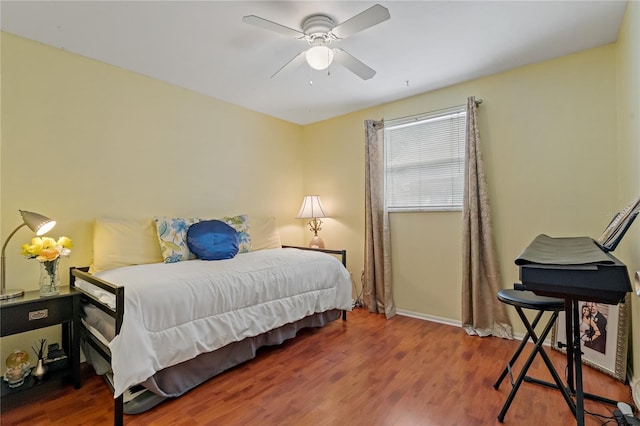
309, 235, 325, 249
0, 288, 24, 300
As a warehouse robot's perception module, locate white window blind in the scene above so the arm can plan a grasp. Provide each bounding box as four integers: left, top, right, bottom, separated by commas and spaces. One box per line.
384, 106, 467, 211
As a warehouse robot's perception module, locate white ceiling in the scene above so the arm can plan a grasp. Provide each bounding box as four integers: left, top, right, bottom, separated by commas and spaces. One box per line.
0, 1, 628, 125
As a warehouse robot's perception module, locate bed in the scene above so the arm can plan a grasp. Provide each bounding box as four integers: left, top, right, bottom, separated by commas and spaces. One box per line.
68, 216, 352, 426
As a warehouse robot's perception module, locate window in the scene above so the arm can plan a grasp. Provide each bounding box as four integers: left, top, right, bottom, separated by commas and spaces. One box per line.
384, 106, 467, 211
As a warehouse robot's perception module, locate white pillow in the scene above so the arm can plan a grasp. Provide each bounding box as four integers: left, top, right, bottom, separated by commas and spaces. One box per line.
250, 217, 282, 251
91, 217, 164, 273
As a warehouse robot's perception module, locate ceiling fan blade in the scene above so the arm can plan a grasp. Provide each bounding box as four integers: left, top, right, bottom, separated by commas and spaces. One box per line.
271, 51, 307, 78
333, 48, 376, 80
330, 4, 390, 39
242, 15, 305, 39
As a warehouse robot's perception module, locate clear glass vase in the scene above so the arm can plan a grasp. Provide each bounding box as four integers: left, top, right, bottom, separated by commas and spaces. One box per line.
39, 258, 60, 296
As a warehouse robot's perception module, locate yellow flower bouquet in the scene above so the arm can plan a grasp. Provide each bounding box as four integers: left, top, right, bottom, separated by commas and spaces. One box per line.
21, 236, 72, 296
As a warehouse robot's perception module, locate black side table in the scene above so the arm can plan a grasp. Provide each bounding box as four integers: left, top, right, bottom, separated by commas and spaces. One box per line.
1, 286, 81, 407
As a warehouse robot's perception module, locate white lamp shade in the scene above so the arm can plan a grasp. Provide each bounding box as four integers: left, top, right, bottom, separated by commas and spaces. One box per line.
20, 210, 56, 236
297, 195, 327, 219
305, 46, 334, 70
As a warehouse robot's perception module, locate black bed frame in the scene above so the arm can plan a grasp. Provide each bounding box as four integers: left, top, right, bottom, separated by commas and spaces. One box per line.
70, 266, 125, 424
69, 246, 348, 425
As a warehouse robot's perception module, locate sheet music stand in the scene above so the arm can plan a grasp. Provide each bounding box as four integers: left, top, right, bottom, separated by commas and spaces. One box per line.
598, 207, 639, 252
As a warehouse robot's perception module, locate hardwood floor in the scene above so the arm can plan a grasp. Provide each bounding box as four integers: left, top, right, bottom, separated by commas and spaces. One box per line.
1, 308, 634, 425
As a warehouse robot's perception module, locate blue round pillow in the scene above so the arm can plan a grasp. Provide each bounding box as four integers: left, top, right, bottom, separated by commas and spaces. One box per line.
187, 220, 239, 260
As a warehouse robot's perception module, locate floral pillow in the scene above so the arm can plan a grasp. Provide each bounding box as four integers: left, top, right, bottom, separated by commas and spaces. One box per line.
217, 214, 251, 254
154, 217, 198, 263
155, 214, 251, 263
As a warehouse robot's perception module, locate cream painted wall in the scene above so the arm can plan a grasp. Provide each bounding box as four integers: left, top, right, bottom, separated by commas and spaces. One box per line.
0, 33, 304, 362
1, 4, 637, 387
303, 45, 620, 330
615, 0, 640, 399
388, 212, 462, 318
300, 115, 367, 293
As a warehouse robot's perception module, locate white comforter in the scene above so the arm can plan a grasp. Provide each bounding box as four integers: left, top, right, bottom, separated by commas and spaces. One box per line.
83, 248, 352, 397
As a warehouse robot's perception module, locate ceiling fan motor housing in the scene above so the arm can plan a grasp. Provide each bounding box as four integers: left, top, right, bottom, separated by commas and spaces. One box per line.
302, 15, 335, 45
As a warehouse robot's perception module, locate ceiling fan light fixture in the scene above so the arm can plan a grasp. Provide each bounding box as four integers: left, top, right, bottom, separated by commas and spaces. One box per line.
243, 4, 390, 79
305, 45, 334, 70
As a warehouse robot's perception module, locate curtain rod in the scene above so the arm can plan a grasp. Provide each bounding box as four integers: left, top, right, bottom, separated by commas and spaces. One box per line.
387, 98, 483, 124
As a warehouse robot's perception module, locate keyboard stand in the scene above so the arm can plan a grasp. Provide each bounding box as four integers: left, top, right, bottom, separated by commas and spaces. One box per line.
522, 298, 618, 426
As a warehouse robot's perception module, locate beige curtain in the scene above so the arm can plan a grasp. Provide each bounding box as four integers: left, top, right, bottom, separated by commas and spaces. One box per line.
364, 119, 395, 319
462, 97, 512, 338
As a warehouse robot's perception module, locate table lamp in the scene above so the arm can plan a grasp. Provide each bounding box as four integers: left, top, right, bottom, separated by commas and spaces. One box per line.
1, 210, 56, 300
297, 195, 327, 249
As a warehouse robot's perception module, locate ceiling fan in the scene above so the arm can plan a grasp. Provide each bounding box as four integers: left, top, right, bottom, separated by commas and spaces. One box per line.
242, 4, 390, 80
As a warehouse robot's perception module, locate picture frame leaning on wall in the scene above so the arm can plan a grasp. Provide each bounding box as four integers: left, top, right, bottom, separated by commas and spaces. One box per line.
551, 294, 630, 382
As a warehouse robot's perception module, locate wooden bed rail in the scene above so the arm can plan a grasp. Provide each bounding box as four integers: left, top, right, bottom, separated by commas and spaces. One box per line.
69, 266, 125, 426
281, 245, 347, 268
69, 267, 124, 334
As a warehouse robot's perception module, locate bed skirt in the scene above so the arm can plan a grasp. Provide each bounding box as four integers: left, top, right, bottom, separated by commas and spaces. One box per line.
83, 309, 341, 414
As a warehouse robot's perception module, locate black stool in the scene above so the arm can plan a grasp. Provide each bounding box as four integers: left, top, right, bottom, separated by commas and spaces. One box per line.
493, 289, 574, 422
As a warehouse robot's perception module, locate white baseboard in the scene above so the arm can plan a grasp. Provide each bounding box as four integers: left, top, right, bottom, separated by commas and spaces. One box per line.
395, 309, 546, 344
395, 309, 462, 327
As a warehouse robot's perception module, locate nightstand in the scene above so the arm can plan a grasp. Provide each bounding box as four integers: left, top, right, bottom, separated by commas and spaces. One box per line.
1, 286, 81, 408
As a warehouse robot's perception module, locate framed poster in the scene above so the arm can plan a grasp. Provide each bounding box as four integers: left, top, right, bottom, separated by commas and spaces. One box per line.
551, 295, 630, 382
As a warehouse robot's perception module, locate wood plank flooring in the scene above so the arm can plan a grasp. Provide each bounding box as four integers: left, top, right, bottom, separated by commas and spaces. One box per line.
1, 308, 634, 425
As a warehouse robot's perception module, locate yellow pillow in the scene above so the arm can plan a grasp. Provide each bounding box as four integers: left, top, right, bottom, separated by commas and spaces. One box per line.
249, 217, 282, 251
91, 217, 164, 273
